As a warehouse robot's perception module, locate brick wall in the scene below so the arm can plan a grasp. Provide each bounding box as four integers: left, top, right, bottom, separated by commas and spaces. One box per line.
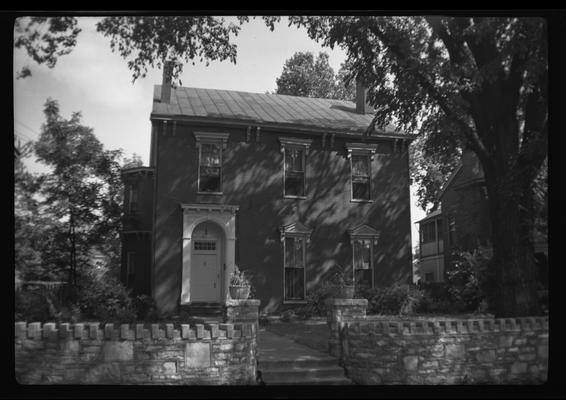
326, 299, 548, 384
15, 321, 257, 385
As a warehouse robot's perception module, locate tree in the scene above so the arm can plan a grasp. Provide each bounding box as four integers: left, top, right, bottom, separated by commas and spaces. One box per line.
34, 99, 124, 285
14, 17, 81, 79
282, 16, 548, 317
275, 51, 355, 100
15, 16, 251, 84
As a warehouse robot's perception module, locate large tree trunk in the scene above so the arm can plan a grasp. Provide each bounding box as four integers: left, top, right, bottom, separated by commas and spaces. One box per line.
484, 166, 541, 317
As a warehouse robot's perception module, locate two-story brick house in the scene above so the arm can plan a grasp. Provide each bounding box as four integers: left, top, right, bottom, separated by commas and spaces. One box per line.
121, 67, 415, 314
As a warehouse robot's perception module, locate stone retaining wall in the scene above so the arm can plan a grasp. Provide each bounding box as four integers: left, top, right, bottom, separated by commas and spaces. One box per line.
326, 300, 549, 384
15, 321, 257, 385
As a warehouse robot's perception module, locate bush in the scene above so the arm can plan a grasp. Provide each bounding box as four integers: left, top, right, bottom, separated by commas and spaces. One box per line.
356, 284, 424, 316
75, 270, 137, 323
295, 281, 335, 319
418, 246, 493, 315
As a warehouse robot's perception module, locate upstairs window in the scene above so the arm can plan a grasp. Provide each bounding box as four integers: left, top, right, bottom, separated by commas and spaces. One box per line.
346, 143, 378, 202
284, 148, 305, 197
128, 184, 138, 214
351, 155, 371, 201
199, 143, 222, 193
448, 216, 456, 247
279, 137, 312, 199
194, 131, 229, 194
421, 221, 437, 244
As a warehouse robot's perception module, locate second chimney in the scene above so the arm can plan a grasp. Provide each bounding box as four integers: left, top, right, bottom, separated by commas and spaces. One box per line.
161, 61, 175, 103
355, 77, 372, 114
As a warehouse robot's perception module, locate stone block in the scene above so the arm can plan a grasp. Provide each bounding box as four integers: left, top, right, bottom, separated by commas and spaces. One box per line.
103, 341, 133, 361
185, 342, 211, 368
445, 343, 465, 359
511, 362, 528, 374
28, 322, 41, 339
403, 355, 419, 371
163, 361, 177, 374
537, 344, 548, 360
476, 349, 496, 363
60, 339, 79, 355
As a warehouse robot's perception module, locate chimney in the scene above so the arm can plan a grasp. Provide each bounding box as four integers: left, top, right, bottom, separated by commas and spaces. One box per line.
355, 77, 372, 114
161, 60, 174, 103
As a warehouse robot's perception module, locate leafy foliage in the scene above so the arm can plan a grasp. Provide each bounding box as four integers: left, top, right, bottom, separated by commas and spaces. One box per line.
14, 17, 81, 78
278, 16, 547, 316
295, 281, 335, 318
229, 265, 251, 287
96, 16, 244, 85
32, 98, 124, 285
275, 51, 355, 100
356, 284, 425, 316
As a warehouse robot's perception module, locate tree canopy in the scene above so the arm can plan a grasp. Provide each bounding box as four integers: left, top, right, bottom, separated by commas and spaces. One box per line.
275, 51, 355, 100
279, 16, 547, 316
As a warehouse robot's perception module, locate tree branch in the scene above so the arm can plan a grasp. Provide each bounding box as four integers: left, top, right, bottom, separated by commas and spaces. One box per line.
366, 20, 491, 164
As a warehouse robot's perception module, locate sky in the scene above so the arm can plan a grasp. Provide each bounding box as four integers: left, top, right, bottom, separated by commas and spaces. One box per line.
13, 16, 426, 249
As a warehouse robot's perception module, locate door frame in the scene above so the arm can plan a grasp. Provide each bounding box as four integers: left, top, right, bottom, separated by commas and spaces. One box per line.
180, 203, 239, 305
191, 238, 221, 302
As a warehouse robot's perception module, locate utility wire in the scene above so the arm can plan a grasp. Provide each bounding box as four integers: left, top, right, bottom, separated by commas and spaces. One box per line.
15, 119, 40, 136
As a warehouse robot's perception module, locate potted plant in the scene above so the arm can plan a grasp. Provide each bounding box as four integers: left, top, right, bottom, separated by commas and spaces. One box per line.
229, 265, 252, 300
332, 265, 355, 299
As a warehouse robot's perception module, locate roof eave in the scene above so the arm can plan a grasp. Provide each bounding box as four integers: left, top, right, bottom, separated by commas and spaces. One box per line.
150, 112, 416, 141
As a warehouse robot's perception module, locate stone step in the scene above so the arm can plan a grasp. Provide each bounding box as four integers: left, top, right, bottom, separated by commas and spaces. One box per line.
260, 365, 348, 382
261, 375, 353, 385
259, 358, 340, 370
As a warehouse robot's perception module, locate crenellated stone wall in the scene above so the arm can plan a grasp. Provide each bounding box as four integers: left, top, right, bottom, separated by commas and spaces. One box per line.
14, 321, 257, 385
326, 299, 549, 384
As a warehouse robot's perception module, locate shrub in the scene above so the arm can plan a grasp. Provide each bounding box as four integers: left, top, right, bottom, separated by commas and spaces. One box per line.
76, 270, 137, 323
357, 284, 424, 316
295, 281, 335, 319
417, 246, 493, 315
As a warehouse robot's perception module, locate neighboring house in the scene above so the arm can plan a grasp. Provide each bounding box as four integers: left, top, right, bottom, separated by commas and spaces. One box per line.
416, 150, 548, 284
121, 67, 415, 314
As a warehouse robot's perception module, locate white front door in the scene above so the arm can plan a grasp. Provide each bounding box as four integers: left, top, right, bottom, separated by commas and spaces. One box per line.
191, 239, 221, 302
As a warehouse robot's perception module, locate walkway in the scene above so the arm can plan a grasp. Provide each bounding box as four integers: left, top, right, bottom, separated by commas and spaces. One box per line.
257, 328, 353, 385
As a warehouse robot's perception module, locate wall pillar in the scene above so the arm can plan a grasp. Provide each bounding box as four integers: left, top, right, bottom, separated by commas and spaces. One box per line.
224, 299, 260, 330
326, 299, 367, 358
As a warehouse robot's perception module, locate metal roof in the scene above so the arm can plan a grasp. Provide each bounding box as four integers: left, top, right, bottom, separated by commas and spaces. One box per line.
416, 208, 443, 224
151, 85, 412, 138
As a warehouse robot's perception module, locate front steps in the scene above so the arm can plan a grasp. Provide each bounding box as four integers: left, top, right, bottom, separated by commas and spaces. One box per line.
258, 358, 353, 385
179, 302, 223, 324
257, 329, 353, 385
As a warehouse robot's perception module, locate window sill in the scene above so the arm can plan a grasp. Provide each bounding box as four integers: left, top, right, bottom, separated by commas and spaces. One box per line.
197, 192, 223, 196
351, 199, 374, 203
283, 300, 307, 304
284, 195, 307, 200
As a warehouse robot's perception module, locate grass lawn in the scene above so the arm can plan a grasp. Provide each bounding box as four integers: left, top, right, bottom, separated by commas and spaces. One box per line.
265, 320, 329, 353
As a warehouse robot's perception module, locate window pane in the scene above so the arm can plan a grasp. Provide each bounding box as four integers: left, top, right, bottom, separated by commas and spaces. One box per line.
352, 180, 370, 200
354, 240, 371, 270
355, 269, 371, 288
285, 237, 295, 268
199, 170, 221, 192
285, 148, 304, 172
294, 237, 304, 269
285, 172, 305, 196
285, 267, 305, 300
352, 155, 369, 176
201, 144, 221, 166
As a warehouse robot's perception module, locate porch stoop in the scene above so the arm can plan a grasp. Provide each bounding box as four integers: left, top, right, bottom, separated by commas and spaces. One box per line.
257, 329, 353, 385
179, 302, 223, 324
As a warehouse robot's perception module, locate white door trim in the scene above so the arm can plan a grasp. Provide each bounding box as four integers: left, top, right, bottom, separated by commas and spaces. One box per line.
180, 203, 238, 304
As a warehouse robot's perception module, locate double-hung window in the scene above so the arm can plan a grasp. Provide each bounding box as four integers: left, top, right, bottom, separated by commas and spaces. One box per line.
279, 137, 312, 198
194, 132, 230, 194
348, 224, 380, 289
346, 143, 378, 202
280, 222, 312, 302
128, 184, 138, 214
